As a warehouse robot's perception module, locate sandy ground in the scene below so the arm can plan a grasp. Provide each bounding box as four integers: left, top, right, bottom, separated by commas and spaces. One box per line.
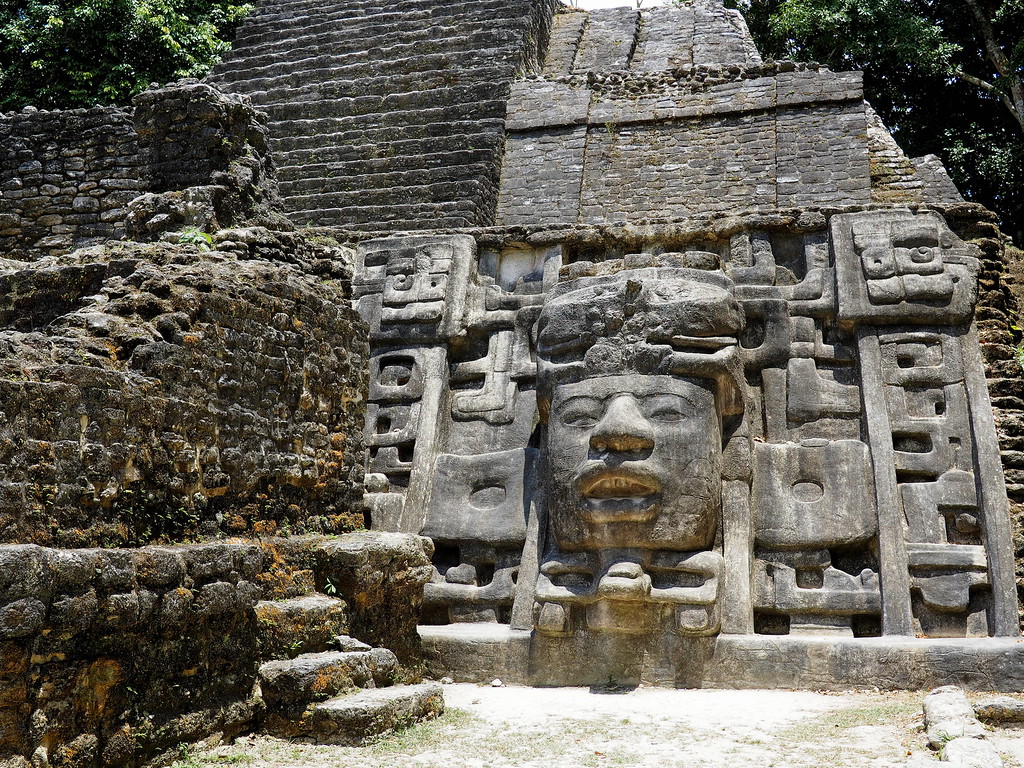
174, 684, 1024, 768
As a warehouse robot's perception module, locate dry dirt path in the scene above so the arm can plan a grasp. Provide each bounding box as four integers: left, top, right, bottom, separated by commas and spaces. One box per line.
173, 684, 1024, 768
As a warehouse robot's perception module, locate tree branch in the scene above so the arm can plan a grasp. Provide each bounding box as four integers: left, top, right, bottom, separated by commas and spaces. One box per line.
963, 0, 1011, 73
956, 69, 1024, 131
960, 0, 1024, 135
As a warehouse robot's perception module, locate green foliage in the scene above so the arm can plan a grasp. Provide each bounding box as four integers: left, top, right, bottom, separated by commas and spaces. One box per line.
178, 227, 214, 250
726, 0, 1024, 242
0, 0, 251, 111
323, 575, 338, 595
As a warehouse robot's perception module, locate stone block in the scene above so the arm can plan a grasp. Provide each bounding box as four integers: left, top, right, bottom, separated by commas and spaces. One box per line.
302, 683, 444, 745
258, 648, 397, 706
255, 596, 349, 659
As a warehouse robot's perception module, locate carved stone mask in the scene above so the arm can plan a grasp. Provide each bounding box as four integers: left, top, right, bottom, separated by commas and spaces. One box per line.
545, 373, 721, 551
536, 265, 744, 554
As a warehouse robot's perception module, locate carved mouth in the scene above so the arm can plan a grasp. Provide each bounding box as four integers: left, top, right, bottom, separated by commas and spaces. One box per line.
578, 467, 661, 500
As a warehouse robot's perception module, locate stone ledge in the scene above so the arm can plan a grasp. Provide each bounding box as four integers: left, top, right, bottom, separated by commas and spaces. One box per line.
420, 624, 1024, 691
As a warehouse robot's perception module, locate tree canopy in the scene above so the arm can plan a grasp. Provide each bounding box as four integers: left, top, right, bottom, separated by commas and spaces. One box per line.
726, 0, 1024, 243
0, 0, 251, 112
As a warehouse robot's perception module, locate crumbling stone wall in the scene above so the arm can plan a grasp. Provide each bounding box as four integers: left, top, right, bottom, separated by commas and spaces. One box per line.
0, 81, 283, 260
0, 107, 143, 258
0, 232, 367, 548
947, 206, 1024, 622
0, 533, 432, 768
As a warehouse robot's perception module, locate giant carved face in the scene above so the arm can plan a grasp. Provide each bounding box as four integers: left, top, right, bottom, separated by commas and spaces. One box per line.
544, 373, 722, 552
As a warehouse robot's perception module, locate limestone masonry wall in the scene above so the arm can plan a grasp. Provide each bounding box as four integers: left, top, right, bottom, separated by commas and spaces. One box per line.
0, 81, 281, 260
0, 233, 368, 548
497, 64, 871, 226
0, 532, 433, 768
0, 108, 143, 258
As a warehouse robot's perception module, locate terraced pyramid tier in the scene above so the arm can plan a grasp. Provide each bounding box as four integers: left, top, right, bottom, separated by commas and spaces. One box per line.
208, 0, 560, 230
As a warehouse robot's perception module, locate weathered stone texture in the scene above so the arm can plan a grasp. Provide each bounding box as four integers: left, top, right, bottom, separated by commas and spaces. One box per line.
0, 81, 283, 260
0, 234, 367, 547
206, 0, 561, 231
866, 106, 965, 207
551, 2, 761, 74
314, 532, 436, 666
541, 10, 586, 77
127, 80, 287, 240
0, 107, 143, 258
497, 64, 871, 226
578, 114, 778, 221
0, 533, 431, 767
776, 103, 868, 206
572, 7, 637, 72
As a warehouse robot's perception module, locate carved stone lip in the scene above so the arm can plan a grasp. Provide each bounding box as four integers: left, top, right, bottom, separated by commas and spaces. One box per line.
578, 466, 661, 500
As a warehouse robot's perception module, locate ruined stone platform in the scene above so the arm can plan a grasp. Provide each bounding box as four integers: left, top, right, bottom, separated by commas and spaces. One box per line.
421, 624, 1024, 691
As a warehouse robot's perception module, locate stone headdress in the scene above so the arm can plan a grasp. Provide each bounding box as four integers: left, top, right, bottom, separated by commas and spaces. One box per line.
536, 258, 746, 419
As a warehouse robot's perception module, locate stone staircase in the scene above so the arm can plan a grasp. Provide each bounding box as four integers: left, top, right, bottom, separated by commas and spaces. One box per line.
207, 0, 558, 231
253, 595, 443, 744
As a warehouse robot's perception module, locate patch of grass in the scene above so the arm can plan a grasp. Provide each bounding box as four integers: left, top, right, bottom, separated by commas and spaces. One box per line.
368, 708, 475, 755
168, 745, 254, 767
778, 694, 919, 741
168, 744, 205, 768
771, 693, 925, 767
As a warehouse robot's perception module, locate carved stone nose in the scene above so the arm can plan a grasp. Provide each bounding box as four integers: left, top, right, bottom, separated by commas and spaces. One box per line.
589, 395, 654, 453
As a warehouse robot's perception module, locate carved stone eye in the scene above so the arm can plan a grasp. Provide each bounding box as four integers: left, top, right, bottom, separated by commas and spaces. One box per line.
642, 394, 692, 423
469, 484, 506, 509
557, 397, 604, 427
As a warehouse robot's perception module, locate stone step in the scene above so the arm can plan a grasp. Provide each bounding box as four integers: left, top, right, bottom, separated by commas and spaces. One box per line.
214, 44, 519, 90
280, 138, 502, 169
263, 98, 508, 130
246, 0, 513, 21
280, 144, 503, 174
278, 174, 489, 202
255, 596, 348, 659
281, 198, 491, 229
257, 0, 517, 15
279, 177, 494, 210
274, 156, 501, 194
234, 83, 511, 125
278, 152, 497, 186
214, 26, 523, 74
214, 55, 514, 99
258, 647, 399, 706
264, 682, 445, 744
232, 13, 523, 53
224, 77, 511, 117
267, 119, 505, 152
242, 0, 532, 26
286, 200, 484, 229
226, 16, 516, 53
214, 51, 519, 99
231, 0, 532, 46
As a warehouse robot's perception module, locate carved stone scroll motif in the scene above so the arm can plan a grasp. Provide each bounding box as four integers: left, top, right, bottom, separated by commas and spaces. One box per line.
833, 209, 979, 327
356, 236, 554, 622
833, 210, 1017, 637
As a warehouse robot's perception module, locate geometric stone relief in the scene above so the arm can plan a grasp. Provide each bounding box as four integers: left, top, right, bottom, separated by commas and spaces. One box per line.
355, 208, 1017, 675
422, 449, 530, 546
832, 209, 979, 327
752, 439, 876, 550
